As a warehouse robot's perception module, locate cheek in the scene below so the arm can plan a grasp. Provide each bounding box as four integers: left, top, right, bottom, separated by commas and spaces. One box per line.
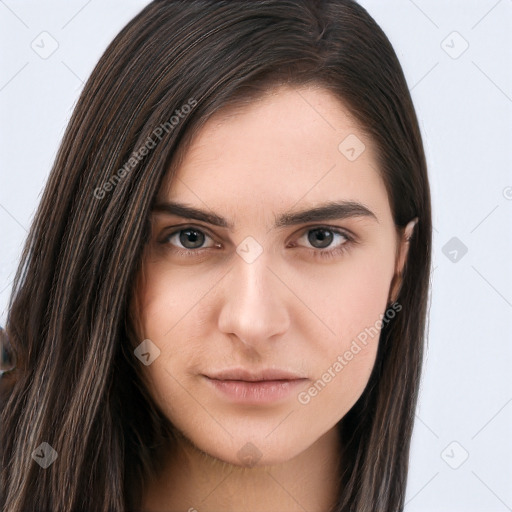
134, 263, 220, 410
296, 250, 393, 410
296, 344, 378, 429
295, 281, 387, 419
306, 245, 394, 347
136, 255, 215, 339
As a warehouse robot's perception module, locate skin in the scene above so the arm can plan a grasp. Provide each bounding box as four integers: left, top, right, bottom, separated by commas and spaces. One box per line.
136, 84, 415, 512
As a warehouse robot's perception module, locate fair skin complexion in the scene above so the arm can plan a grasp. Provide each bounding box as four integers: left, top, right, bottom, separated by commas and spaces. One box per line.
137, 84, 415, 512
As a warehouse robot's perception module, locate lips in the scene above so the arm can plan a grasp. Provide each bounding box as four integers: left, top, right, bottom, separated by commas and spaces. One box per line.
203, 368, 308, 404
205, 368, 307, 382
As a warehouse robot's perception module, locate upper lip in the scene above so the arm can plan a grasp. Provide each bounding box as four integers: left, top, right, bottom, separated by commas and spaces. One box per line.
205, 368, 307, 382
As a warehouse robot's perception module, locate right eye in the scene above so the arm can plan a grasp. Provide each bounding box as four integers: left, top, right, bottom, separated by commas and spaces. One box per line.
159, 226, 220, 256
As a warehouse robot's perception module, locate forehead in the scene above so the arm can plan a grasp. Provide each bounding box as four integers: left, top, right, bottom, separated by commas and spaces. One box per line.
159, 85, 390, 223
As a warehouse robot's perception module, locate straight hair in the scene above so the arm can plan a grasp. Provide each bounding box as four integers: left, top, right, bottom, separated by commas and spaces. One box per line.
0, 1, 432, 510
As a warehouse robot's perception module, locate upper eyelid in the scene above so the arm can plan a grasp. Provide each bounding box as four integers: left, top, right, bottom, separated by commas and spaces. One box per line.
159, 223, 218, 242
294, 226, 353, 246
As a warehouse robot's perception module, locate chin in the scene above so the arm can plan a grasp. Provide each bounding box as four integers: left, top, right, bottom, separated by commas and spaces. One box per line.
193, 432, 309, 469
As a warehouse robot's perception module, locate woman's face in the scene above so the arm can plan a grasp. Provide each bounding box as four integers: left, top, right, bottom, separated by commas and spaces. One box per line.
135, 85, 407, 466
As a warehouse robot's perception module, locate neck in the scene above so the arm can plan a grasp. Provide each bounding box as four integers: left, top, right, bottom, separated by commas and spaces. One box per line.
142, 426, 342, 512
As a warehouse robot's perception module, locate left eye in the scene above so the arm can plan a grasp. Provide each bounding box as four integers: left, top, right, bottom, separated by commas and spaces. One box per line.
296, 227, 349, 250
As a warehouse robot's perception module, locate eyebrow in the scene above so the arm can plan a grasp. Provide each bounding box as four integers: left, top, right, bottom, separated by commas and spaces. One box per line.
152, 200, 378, 229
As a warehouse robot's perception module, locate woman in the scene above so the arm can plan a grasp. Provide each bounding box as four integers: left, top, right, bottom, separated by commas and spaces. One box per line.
0, 1, 432, 511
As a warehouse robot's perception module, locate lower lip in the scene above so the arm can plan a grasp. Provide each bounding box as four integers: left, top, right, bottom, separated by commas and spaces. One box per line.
204, 377, 308, 404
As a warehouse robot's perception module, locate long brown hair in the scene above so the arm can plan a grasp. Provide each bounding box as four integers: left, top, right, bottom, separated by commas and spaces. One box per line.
0, 1, 431, 510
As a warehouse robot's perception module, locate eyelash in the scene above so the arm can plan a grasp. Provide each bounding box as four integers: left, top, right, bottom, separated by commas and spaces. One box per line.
159, 225, 356, 261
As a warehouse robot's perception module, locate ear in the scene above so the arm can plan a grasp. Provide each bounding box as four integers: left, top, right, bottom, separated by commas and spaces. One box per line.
388, 217, 418, 304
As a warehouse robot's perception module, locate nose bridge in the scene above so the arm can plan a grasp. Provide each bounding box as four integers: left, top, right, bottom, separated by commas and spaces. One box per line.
217, 240, 289, 344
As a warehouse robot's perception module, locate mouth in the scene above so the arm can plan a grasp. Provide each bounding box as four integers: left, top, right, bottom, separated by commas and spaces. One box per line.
202, 368, 309, 404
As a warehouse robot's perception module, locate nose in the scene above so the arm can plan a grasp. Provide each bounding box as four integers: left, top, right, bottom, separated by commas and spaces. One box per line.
217, 248, 290, 348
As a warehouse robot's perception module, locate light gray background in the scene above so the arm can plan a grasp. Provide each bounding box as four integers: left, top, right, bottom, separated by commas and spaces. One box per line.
1, 1, 511, 510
